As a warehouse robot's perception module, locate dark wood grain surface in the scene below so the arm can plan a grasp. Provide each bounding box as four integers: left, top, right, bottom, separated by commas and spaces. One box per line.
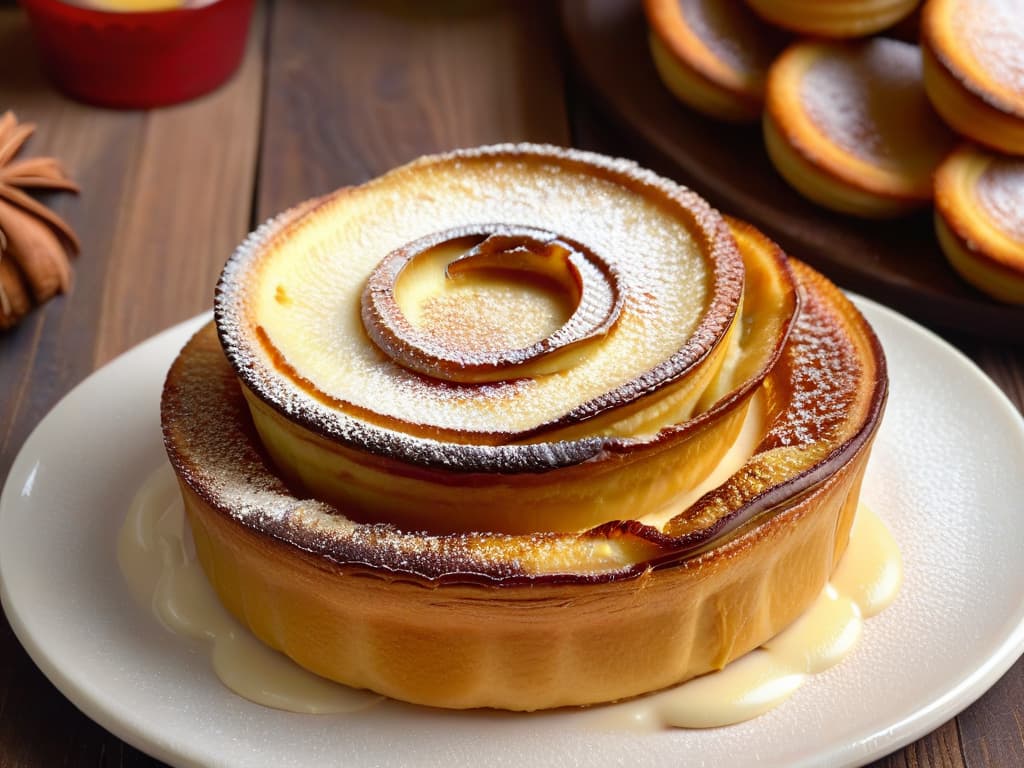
0, 1, 1022, 766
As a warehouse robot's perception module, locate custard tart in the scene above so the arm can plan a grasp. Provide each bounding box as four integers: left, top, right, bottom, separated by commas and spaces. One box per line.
745, 0, 920, 38
644, 0, 788, 122
935, 144, 1024, 304
765, 38, 956, 217
163, 145, 888, 711
923, 0, 1024, 156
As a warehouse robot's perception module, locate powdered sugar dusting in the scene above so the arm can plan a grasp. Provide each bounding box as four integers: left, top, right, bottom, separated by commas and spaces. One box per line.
764, 277, 862, 450
216, 144, 742, 442
162, 325, 651, 581
976, 155, 1024, 244
962, 0, 1024, 103
665, 263, 885, 539
163, 327, 333, 527
165, 262, 885, 582
680, 0, 787, 82
801, 39, 954, 176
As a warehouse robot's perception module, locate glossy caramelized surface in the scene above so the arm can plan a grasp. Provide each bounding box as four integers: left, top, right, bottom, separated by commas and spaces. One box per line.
935, 144, 1024, 304
765, 38, 955, 216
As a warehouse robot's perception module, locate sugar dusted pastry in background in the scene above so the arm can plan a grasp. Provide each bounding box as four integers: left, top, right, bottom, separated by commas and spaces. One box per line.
744, 0, 920, 37
764, 38, 956, 217
644, 0, 788, 122
922, 0, 1024, 155
935, 144, 1024, 304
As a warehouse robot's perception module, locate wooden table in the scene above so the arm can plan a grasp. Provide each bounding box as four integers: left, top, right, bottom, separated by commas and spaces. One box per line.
0, 2, 1021, 765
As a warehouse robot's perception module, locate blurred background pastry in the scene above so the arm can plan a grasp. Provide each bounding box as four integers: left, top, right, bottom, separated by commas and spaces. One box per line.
644, 0, 788, 121
935, 143, 1024, 304
922, 0, 1024, 155
744, 0, 920, 38
764, 38, 955, 217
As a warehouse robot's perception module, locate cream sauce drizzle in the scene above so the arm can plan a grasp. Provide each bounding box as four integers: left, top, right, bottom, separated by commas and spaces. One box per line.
120, 465, 900, 726
117, 466, 380, 714
603, 501, 902, 729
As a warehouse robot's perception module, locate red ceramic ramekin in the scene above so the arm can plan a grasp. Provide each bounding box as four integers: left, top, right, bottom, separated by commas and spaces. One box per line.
18, 0, 255, 109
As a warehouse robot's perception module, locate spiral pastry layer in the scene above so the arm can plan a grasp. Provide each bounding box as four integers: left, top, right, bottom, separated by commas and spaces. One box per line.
164, 145, 888, 710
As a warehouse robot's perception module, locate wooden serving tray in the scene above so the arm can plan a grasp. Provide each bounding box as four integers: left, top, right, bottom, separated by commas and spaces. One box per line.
561, 0, 1024, 339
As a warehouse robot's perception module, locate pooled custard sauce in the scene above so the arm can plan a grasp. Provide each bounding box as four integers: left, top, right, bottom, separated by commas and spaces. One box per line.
608, 503, 902, 729
119, 464, 901, 727
117, 466, 381, 714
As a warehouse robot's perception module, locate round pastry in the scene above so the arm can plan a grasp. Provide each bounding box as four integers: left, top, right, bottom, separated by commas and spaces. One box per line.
922, 0, 1024, 156
764, 38, 956, 217
744, 0, 919, 37
164, 145, 888, 711
643, 0, 788, 122
216, 145, 767, 536
934, 144, 1024, 304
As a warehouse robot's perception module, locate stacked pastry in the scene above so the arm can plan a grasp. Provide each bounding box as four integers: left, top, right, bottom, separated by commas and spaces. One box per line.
161, 145, 888, 711
644, 0, 1024, 305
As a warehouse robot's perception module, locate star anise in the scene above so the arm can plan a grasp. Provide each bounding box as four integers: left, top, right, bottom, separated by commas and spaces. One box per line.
0, 111, 80, 330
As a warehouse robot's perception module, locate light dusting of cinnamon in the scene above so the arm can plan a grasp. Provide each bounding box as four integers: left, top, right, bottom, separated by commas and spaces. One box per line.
763, 283, 861, 450
416, 283, 570, 354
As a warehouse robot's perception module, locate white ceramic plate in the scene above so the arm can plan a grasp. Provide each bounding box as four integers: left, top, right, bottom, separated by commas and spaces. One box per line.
2, 297, 1024, 768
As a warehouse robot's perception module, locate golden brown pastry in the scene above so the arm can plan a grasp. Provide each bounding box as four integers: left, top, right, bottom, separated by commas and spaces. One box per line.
764, 38, 956, 217
935, 144, 1024, 304
922, 0, 1024, 156
216, 146, 769, 535
644, 0, 788, 122
164, 146, 888, 711
745, 0, 920, 37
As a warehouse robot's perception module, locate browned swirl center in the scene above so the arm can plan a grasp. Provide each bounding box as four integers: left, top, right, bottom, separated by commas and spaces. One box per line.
360, 225, 623, 383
